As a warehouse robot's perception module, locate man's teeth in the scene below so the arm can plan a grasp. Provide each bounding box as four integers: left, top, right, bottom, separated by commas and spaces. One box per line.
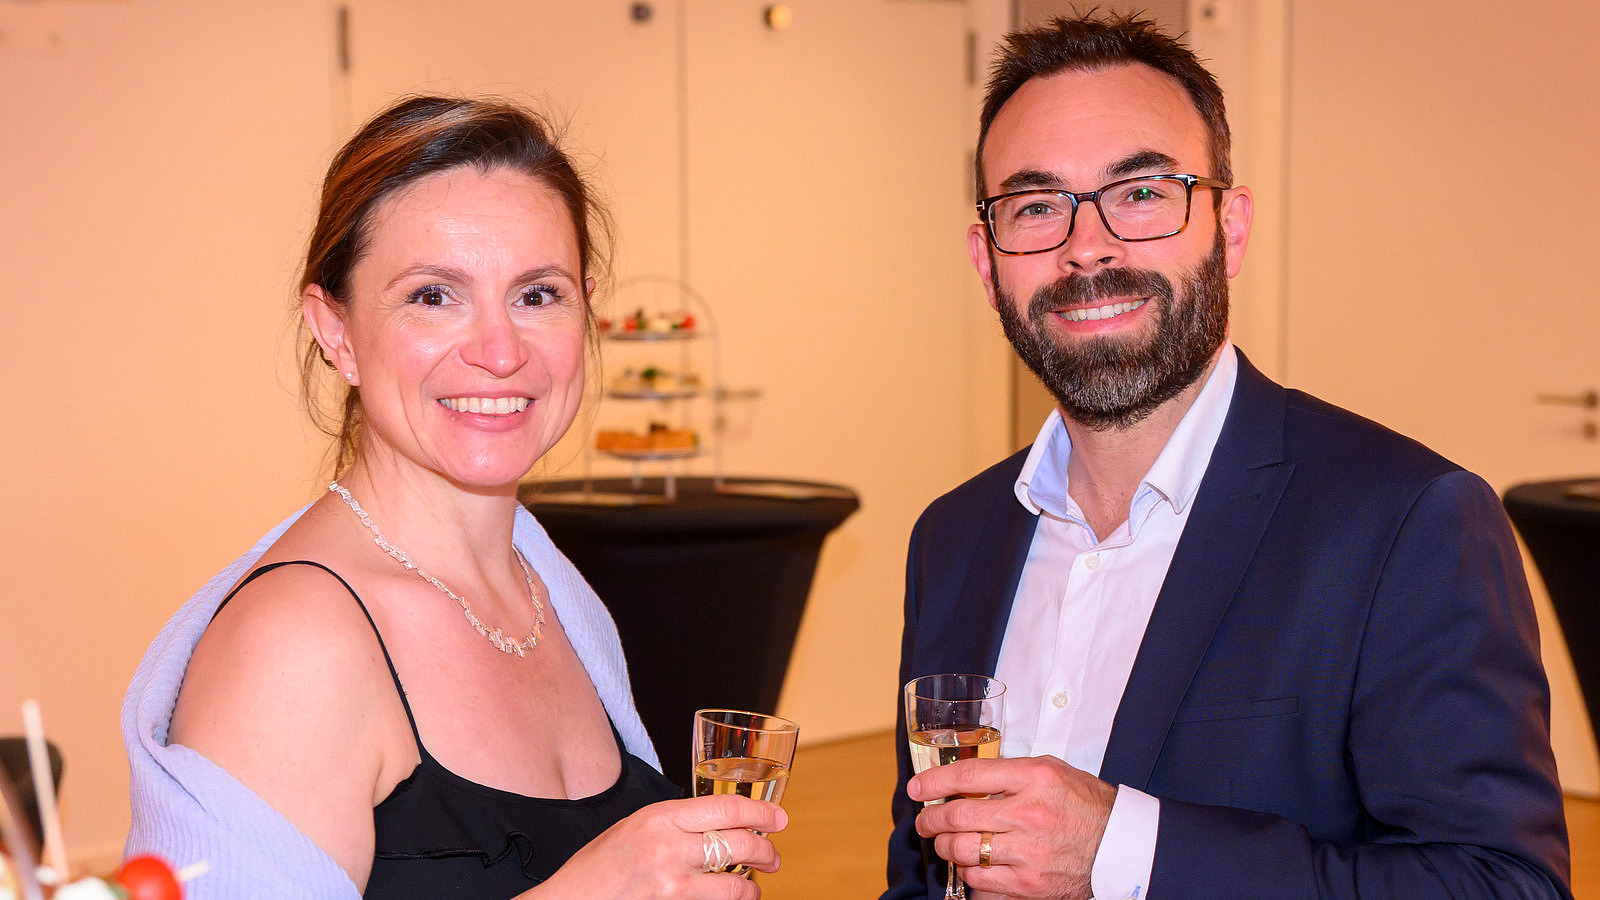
438, 397, 529, 414
1060, 299, 1147, 322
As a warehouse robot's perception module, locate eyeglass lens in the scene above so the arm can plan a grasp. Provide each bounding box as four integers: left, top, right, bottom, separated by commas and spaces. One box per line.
988, 176, 1192, 253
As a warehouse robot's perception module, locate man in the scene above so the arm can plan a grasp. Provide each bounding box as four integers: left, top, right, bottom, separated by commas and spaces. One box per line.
884, 13, 1571, 900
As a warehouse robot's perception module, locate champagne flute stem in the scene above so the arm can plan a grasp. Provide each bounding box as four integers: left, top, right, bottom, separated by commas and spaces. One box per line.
946, 859, 965, 900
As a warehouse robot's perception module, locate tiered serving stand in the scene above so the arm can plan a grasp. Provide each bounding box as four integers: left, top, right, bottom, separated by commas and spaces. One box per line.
548, 276, 759, 503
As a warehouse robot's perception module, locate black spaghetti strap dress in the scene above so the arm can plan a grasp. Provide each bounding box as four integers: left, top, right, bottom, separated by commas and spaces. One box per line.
216, 561, 683, 900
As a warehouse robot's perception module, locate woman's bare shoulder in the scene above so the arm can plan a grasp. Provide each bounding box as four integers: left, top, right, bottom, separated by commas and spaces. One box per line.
168, 544, 403, 886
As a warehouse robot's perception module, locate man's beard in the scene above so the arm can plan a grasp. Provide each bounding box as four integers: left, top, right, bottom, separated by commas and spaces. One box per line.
996, 229, 1230, 432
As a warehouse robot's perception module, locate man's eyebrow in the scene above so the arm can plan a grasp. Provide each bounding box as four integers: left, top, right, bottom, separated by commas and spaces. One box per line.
994, 151, 1185, 195
1105, 150, 1182, 179
997, 169, 1064, 193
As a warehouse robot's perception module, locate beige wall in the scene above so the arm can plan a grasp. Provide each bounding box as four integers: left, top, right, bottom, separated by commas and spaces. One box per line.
2, 0, 1594, 872
0, 0, 341, 867
0, 0, 1009, 866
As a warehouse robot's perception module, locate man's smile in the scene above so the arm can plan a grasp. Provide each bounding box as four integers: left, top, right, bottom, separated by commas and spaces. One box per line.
1055, 298, 1148, 322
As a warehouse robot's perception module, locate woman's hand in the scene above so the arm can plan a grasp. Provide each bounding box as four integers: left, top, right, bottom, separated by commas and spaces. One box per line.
531, 795, 787, 899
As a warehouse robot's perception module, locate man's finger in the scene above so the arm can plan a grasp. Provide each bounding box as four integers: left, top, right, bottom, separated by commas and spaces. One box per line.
916, 794, 1009, 837
907, 756, 1031, 803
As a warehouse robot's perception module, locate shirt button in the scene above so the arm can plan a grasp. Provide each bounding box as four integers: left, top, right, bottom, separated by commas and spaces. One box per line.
1085, 554, 1101, 570
1051, 692, 1070, 709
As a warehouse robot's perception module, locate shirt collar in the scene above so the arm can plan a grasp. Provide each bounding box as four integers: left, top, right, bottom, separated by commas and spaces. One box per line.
1141, 341, 1237, 514
1013, 342, 1239, 520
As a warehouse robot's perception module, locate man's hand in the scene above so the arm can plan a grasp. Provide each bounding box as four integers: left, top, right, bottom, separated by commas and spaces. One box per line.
910, 755, 1117, 900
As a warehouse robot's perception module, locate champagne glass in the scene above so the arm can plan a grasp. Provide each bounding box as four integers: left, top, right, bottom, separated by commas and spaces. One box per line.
692, 709, 799, 876
904, 674, 1006, 900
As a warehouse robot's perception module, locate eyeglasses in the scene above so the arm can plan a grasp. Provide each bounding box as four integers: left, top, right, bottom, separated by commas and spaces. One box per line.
977, 174, 1229, 255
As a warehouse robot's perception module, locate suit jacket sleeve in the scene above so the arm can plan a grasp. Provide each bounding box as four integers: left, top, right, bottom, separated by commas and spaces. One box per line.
1147, 470, 1570, 899
885, 510, 933, 900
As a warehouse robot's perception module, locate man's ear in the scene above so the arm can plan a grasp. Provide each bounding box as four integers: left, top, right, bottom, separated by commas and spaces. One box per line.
302, 285, 357, 385
1219, 186, 1254, 279
968, 223, 1001, 311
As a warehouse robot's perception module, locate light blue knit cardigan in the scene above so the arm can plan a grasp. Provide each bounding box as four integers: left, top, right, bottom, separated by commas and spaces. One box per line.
122, 504, 660, 899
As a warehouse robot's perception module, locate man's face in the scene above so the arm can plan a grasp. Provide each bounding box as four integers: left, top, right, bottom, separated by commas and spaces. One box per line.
970, 63, 1253, 430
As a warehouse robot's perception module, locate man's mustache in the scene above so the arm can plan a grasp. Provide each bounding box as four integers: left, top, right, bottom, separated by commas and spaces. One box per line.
1028, 267, 1175, 318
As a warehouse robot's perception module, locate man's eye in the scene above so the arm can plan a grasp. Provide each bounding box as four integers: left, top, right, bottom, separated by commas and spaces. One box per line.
1008, 197, 1064, 221
1127, 186, 1158, 202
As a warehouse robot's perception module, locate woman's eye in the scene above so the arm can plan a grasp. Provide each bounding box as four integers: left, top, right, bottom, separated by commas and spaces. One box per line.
408, 286, 448, 306
519, 285, 560, 307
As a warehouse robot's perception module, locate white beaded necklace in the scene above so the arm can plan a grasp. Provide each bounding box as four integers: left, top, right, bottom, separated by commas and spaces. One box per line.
328, 480, 545, 656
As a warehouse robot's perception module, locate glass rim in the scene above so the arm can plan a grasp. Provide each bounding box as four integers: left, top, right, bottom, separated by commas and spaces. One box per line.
903, 673, 1007, 701
694, 708, 799, 734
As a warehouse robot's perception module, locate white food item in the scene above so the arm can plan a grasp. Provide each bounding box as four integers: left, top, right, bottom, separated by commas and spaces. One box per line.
53, 877, 123, 900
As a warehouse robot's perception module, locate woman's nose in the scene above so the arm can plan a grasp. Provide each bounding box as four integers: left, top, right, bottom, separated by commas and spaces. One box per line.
461, 306, 528, 376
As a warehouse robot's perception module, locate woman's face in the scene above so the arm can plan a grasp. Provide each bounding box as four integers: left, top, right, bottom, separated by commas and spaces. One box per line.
308, 165, 589, 490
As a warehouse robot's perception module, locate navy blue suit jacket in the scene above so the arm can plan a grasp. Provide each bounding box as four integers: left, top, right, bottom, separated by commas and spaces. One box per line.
884, 351, 1571, 899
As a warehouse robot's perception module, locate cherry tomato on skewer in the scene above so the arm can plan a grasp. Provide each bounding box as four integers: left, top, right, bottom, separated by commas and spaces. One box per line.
114, 855, 182, 900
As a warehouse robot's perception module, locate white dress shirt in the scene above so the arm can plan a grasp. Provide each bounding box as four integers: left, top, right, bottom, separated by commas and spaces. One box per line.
993, 344, 1237, 900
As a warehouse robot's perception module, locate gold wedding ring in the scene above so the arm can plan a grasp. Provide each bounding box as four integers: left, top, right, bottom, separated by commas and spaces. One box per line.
978, 831, 995, 868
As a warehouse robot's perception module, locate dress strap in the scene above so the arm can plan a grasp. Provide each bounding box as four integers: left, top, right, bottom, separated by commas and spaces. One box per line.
215, 559, 425, 751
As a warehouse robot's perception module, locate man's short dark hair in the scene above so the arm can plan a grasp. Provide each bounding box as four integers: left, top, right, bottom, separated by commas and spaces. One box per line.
976, 12, 1233, 199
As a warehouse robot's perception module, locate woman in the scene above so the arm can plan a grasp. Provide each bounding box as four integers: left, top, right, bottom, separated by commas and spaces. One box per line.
122, 96, 783, 898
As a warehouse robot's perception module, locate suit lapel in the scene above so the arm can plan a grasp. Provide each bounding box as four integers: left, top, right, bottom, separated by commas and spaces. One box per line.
932, 478, 1038, 680
1099, 352, 1294, 789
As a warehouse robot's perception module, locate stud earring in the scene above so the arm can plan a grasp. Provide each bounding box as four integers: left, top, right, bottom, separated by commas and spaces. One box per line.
343, 371, 355, 382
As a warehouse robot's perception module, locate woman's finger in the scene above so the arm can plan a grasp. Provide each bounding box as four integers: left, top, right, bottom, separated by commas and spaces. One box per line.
668, 794, 789, 834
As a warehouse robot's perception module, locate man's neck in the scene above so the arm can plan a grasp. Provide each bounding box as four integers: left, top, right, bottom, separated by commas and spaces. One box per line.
1062, 351, 1223, 538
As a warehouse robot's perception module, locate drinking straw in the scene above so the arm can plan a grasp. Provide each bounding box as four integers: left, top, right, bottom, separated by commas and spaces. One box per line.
20, 700, 68, 879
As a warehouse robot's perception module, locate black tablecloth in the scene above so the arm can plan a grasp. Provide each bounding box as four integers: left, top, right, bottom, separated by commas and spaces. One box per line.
1504, 478, 1600, 747
520, 477, 859, 788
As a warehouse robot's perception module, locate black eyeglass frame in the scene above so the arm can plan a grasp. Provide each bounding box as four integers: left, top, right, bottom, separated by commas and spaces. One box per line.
976, 173, 1231, 255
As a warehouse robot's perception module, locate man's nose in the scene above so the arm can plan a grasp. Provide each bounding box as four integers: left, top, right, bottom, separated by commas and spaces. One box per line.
1057, 201, 1124, 274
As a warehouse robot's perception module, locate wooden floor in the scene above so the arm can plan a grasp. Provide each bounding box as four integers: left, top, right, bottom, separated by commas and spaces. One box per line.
764, 731, 1600, 899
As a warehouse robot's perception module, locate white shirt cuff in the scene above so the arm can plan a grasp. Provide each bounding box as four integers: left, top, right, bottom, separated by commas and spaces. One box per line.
1089, 784, 1158, 900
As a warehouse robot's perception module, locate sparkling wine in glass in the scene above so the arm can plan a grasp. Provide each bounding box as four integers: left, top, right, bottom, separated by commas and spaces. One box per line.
904, 674, 1006, 900
692, 709, 799, 875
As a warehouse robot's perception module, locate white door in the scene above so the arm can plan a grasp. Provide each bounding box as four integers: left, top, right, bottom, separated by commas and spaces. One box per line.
1279, 1, 1600, 794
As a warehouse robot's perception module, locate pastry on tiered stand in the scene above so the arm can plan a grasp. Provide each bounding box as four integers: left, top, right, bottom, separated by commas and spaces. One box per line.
595, 421, 699, 458
597, 308, 696, 337
609, 366, 702, 399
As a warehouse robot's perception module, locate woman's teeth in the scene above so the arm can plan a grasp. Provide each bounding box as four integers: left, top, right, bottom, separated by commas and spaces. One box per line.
1060, 298, 1147, 322
438, 397, 529, 415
